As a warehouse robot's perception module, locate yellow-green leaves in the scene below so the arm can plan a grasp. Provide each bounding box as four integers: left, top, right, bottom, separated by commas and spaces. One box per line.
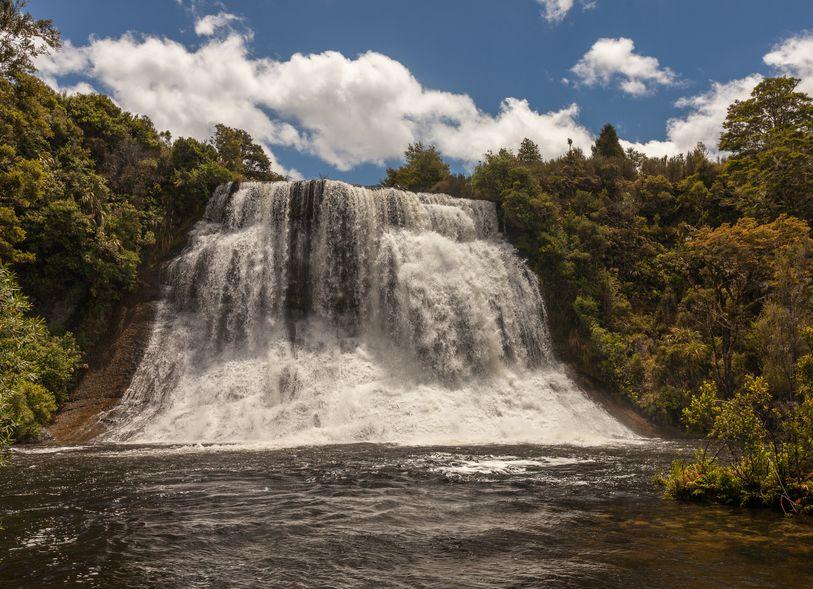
0, 263, 81, 445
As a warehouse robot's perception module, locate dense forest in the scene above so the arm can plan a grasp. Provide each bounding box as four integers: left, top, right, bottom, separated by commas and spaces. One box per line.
2, 1, 813, 513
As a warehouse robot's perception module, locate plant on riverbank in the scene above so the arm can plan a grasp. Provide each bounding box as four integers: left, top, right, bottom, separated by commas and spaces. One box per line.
660, 362, 813, 513
0, 264, 81, 452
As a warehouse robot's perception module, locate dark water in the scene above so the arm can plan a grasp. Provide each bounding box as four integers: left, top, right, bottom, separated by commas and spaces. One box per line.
1, 442, 812, 588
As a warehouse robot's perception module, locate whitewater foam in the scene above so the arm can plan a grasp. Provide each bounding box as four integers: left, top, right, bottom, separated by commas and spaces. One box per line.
102, 180, 635, 446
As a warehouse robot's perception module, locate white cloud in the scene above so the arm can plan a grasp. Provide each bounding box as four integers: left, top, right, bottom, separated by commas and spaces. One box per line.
668, 76, 763, 150
58, 81, 97, 96
44, 16, 813, 174
621, 31, 813, 159
430, 99, 592, 163
623, 75, 762, 157
193, 12, 241, 37
763, 32, 813, 95
536, 0, 574, 23
535, 0, 597, 23
571, 37, 677, 96
35, 26, 593, 174
34, 40, 92, 92
536, 0, 598, 24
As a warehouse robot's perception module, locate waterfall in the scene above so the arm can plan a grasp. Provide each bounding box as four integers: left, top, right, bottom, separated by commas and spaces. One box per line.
103, 180, 633, 445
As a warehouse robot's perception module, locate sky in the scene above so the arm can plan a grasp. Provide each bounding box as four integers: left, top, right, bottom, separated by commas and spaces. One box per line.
28, 0, 813, 184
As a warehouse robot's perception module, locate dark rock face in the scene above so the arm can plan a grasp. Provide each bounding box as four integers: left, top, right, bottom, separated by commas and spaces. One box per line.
48, 301, 158, 443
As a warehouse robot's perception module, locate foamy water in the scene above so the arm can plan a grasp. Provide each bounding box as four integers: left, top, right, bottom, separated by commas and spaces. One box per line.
101, 180, 634, 445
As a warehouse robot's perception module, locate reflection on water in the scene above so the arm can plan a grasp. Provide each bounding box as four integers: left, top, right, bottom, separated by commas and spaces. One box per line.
1, 441, 812, 588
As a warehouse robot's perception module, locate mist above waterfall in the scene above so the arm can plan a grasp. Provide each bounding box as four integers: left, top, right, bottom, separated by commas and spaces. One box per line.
104, 180, 632, 445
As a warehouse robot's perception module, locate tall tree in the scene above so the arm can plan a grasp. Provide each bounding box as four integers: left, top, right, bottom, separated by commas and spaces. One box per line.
211, 124, 281, 181
517, 138, 542, 163
0, 0, 60, 78
592, 124, 626, 159
719, 77, 813, 223
680, 215, 813, 397
383, 143, 450, 192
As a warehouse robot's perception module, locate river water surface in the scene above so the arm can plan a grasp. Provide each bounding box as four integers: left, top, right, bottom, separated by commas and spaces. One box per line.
2, 441, 812, 588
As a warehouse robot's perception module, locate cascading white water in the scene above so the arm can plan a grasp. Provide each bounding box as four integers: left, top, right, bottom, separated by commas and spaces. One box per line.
103, 180, 633, 445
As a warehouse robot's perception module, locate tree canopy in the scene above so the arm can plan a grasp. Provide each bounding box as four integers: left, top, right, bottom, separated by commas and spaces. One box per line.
212, 124, 282, 182
719, 77, 813, 223
592, 123, 626, 159
382, 143, 450, 192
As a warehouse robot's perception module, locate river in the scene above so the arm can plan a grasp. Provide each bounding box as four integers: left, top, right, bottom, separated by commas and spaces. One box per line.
2, 441, 812, 588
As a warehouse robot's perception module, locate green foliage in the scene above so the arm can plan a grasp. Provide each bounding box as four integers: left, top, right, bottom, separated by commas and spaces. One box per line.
517, 138, 542, 163
680, 215, 813, 396
211, 124, 282, 182
663, 373, 813, 513
681, 381, 717, 434
0, 0, 60, 78
592, 123, 626, 159
720, 77, 813, 223
383, 143, 451, 192
0, 264, 81, 450
0, 71, 279, 348
660, 451, 747, 506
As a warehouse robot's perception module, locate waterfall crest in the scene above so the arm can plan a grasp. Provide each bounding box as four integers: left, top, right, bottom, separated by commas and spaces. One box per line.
104, 180, 633, 445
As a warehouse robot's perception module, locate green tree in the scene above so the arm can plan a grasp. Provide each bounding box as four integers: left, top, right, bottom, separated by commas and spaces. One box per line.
0, 263, 81, 447
383, 143, 451, 192
470, 148, 519, 201
211, 124, 280, 181
680, 216, 813, 396
65, 93, 165, 201
517, 137, 542, 163
719, 77, 813, 223
592, 123, 626, 159
751, 242, 813, 399
0, 0, 60, 78
665, 369, 813, 513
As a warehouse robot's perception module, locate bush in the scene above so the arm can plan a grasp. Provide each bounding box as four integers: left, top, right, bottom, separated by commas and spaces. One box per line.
0, 264, 81, 448
660, 373, 813, 514
660, 451, 746, 506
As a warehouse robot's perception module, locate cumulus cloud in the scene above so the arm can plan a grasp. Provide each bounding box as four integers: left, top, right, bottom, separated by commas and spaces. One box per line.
194, 12, 241, 37
35, 26, 593, 174
431, 99, 592, 162
623, 75, 762, 157
621, 31, 813, 159
34, 39, 93, 93
763, 32, 813, 95
570, 37, 677, 96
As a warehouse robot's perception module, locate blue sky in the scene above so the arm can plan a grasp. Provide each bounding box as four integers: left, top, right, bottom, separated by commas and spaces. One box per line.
29, 0, 813, 184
